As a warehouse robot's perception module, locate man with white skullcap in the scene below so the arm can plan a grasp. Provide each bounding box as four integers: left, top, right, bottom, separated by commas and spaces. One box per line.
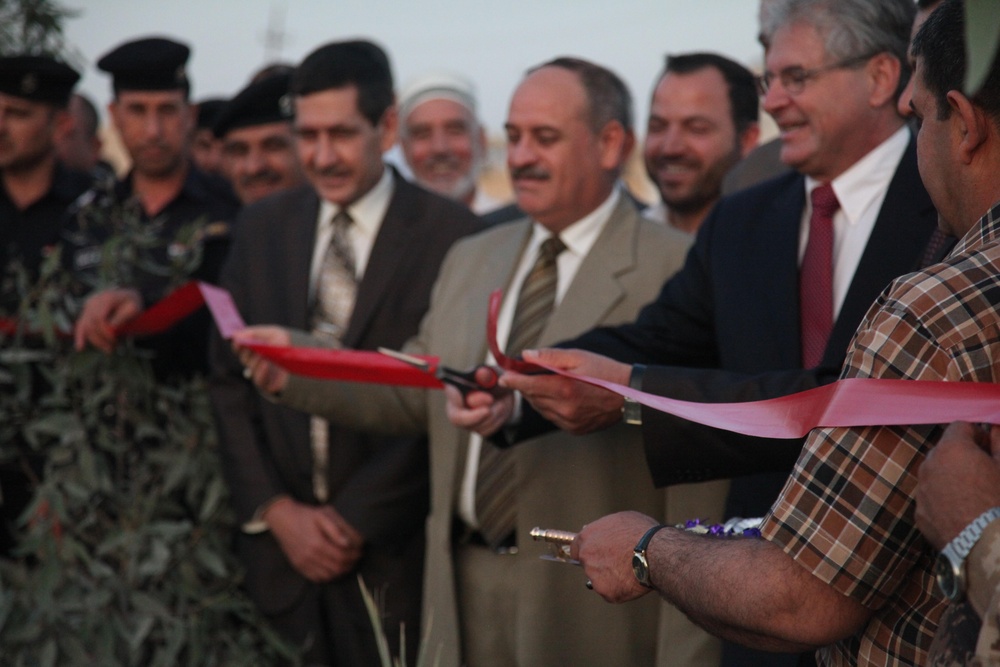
397, 71, 504, 214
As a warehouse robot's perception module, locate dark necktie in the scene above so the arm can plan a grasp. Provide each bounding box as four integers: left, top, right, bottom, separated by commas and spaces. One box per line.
800, 183, 839, 369
475, 236, 566, 548
310, 209, 356, 502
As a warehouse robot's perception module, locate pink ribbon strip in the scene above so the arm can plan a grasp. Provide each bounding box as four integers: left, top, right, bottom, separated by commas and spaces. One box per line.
532, 363, 1000, 438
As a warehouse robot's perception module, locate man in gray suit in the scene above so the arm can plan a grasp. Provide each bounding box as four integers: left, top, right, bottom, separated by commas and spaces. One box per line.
209, 40, 481, 665
235, 57, 706, 666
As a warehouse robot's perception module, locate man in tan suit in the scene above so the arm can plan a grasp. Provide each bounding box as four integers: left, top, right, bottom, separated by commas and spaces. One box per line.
236, 57, 701, 666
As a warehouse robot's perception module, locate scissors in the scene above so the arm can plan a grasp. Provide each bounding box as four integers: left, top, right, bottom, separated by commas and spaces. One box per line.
378, 347, 502, 398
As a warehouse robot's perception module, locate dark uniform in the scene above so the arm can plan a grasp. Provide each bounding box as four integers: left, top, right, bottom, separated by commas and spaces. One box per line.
64, 164, 238, 379
0, 163, 91, 310
64, 36, 240, 379
0, 55, 85, 556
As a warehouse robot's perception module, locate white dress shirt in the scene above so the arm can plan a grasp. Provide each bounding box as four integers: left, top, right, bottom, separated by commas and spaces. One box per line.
309, 166, 395, 299
800, 125, 910, 318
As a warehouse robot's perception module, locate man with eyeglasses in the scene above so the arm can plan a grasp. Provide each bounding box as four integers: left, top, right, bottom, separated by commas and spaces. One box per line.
447, 0, 941, 663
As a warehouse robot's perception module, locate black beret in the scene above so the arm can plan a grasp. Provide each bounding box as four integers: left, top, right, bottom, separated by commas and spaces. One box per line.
97, 37, 190, 92
291, 39, 392, 96
196, 97, 227, 129
0, 55, 80, 106
212, 72, 292, 138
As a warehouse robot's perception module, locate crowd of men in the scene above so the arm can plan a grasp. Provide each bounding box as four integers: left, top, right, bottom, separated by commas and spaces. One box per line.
3, 0, 1000, 665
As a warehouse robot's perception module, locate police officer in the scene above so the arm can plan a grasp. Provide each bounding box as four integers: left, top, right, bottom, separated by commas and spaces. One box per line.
69, 36, 239, 377
0, 55, 90, 309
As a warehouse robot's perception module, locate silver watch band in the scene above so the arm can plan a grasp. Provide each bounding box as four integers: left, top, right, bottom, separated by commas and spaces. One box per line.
948, 506, 1000, 561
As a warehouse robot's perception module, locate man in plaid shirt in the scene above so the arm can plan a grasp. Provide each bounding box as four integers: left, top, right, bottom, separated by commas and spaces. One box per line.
573, 2, 1000, 665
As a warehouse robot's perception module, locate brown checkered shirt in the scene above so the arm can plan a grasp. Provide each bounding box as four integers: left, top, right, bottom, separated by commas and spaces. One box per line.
761, 200, 1000, 666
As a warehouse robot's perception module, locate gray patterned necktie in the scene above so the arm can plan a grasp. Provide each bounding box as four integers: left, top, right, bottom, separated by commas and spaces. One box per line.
310, 209, 357, 502
313, 209, 357, 342
475, 236, 566, 548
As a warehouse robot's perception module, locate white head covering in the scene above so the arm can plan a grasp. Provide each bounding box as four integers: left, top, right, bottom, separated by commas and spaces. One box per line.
398, 71, 478, 123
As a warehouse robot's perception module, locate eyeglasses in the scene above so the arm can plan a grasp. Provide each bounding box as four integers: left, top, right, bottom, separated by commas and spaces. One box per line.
756, 54, 874, 96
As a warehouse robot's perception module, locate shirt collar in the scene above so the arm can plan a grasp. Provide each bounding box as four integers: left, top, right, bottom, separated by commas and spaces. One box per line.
528, 188, 621, 257
806, 125, 910, 226
318, 165, 394, 237
953, 198, 1000, 257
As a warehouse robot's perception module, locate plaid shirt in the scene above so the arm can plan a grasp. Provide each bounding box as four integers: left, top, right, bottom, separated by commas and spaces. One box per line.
761, 200, 1000, 666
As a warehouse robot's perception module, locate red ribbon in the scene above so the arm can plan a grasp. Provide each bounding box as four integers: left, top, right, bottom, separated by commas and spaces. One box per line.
25, 281, 1000, 437
114, 281, 443, 388
487, 289, 546, 373
238, 343, 444, 389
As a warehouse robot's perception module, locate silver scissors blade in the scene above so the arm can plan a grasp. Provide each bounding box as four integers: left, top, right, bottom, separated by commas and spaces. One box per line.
377, 346, 432, 372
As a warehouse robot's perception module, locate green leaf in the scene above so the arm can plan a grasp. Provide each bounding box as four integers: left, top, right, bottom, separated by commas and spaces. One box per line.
198, 477, 226, 522
194, 544, 227, 578
129, 614, 156, 651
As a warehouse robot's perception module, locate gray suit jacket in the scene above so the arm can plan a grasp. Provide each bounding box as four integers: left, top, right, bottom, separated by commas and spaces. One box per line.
280, 196, 719, 666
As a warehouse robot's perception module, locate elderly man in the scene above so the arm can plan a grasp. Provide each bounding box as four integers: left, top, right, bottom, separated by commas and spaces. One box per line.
396, 71, 503, 214
234, 57, 704, 666
212, 71, 304, 205
68, 36, 238, 377
208, 40, 481, 665
574, 2, 1000, 664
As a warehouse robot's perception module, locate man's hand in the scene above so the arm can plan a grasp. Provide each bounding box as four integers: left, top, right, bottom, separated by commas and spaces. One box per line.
232, 326, 292, 394
73, 288, 143, 353
444, 366, 516, 437
571, 510, 658, 603
500, 348, 631, 435
917, 421, 1000, 550
263, 497, 364, 582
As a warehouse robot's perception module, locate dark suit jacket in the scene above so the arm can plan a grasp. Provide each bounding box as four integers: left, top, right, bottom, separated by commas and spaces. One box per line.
559, 136, 938, 508
208, 174, 481, 661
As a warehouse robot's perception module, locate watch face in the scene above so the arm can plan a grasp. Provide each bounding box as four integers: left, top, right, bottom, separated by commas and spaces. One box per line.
632, 552, 648, 586
935, 553, 960, 600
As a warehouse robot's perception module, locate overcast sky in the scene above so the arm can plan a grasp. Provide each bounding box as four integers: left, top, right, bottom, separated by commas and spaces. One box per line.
63, 0, 763, 134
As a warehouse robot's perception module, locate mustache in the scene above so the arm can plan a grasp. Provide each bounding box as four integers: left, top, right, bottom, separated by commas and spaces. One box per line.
423, 154, 462, 170
239, 169, 283, 188
313, 165, 351, 179
510, 165, 550, 181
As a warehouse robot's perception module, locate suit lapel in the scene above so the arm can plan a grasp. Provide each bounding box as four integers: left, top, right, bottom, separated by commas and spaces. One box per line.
825, 135, 935, 363
540, 197, 636, 344
748, 175, 805, 367
279, 186, 320, 329
470, 221, 534, 362
342, 174, 416, 348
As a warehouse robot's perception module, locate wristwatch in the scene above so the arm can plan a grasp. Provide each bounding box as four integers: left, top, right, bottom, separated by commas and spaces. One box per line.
622, 364, 646, 426
935, 506, 1000, 601
632, 523, 669, 588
